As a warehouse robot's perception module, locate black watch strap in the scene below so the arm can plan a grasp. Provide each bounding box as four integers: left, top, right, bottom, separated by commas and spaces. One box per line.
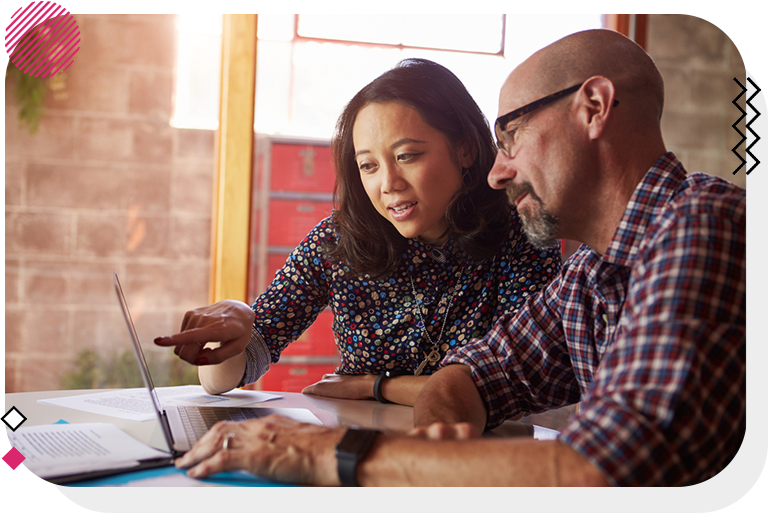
335, 428, 381, 487
373, 372, 390, 403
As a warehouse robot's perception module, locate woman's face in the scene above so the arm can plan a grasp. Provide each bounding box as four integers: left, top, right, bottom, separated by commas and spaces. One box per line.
353, 101, 470, 243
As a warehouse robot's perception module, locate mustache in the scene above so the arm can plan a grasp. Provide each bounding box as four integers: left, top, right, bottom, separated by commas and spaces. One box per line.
505, 182, 541, 205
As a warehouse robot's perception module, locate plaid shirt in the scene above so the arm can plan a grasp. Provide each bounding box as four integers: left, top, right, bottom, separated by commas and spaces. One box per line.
443, 153, 746, 486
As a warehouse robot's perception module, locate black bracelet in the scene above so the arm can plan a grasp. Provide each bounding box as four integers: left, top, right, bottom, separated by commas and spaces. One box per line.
335, 428, 381, 487
373, 372, 390, 403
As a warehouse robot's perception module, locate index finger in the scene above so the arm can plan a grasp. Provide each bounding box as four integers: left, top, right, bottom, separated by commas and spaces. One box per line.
154, 326, 221, 348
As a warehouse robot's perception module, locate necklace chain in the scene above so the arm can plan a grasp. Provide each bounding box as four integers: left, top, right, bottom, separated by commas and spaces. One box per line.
410, 267, 464, 376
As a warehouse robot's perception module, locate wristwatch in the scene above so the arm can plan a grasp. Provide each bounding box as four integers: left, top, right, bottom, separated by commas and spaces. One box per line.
335, 428, 381, 487
373, 369, 410, 403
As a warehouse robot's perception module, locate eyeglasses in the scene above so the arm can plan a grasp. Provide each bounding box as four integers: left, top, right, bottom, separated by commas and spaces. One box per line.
494, 82, 619, 157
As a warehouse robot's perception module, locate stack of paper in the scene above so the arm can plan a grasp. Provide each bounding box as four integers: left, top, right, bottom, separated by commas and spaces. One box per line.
7, 423, 171, 480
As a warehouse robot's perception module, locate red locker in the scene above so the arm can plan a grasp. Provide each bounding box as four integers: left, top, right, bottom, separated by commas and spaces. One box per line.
270, 144, 336, 192
258, 363, 338, 393
248, 136, 341, 392
267, 199, 334, 247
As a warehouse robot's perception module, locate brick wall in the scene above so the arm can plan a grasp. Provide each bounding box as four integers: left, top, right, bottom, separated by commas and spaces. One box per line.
646, 14, 747, 189
5, 15, 215, 392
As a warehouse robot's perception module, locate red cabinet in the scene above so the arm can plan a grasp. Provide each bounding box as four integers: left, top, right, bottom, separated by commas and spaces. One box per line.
249, 136, 340, 392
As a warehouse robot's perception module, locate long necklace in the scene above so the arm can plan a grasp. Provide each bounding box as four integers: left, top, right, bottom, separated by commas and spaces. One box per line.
409, 267, 464, 376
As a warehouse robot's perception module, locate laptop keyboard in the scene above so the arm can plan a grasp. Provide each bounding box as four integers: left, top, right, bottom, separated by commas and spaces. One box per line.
178, 406, 263, 443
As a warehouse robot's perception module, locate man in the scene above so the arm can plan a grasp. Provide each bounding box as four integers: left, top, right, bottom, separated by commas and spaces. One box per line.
173, 29, 745, 487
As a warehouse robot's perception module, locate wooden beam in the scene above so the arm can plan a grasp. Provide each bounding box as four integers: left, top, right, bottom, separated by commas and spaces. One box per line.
604, 14, 648, 49
210, 14, 257, 303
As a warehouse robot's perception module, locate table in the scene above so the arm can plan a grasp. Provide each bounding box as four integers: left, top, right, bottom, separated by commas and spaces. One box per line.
5, 388, 575, 486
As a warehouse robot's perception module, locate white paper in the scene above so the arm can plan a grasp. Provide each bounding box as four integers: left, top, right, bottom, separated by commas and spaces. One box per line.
7, 423, 170, 479
532, 425, 561, 441
38, 386, 282, 421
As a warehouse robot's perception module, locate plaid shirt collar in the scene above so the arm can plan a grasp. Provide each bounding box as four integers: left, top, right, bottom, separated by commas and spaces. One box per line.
602, 152, 686, 267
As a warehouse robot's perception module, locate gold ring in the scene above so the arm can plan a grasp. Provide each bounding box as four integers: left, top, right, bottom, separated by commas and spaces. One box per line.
222, 432, 236, 451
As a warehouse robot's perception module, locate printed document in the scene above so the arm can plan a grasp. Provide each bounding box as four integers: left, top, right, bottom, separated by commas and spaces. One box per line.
7, 423, 170, 479
38, 385, 282, 421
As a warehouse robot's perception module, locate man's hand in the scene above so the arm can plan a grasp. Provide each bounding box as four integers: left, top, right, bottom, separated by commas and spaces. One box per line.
413, 364, 487, 432
174, 415, 344, 486
301, 373, 377, 400
154, 300, 255, 366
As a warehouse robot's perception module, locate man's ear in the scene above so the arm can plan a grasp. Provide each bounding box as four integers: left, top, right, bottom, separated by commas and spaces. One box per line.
579, 76, 616, 140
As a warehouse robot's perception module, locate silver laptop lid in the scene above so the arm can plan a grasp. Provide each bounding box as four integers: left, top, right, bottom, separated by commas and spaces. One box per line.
113, 272, 175, 452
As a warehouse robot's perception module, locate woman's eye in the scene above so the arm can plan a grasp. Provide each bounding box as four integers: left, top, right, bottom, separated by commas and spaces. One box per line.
358, 162, 375, 173
397, 153, 418, 162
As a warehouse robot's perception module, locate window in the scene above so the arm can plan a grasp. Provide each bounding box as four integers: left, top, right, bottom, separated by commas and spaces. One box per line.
172, 14, 603, 136
171, 14, 222, 130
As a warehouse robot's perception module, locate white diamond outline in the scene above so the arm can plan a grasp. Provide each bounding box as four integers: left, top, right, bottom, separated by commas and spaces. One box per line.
2, 406, 27, 432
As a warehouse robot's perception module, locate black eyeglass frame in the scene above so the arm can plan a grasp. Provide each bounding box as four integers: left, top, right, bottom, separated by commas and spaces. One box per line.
494, 82, 619, 154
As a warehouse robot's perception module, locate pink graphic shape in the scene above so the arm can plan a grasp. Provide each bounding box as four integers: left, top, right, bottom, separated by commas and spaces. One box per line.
5, 1, 79, 77
0, 440, 27, 470
11, 15, 80, 77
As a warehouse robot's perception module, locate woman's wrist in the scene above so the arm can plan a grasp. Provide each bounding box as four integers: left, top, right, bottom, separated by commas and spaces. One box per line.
373, 373, 389, 403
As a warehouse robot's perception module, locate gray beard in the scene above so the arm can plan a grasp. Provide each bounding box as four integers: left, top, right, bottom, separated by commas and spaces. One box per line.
519, 209, 560, 250
507, 183, 560, 250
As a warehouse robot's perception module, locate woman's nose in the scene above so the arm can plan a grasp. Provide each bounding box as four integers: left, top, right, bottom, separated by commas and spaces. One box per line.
381, 163, 406, 193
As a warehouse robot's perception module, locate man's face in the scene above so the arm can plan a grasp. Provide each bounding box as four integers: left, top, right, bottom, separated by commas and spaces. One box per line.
488, 77, 573, 250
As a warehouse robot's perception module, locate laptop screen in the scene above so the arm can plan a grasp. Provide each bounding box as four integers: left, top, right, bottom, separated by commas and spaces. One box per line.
113, 273, 166, 424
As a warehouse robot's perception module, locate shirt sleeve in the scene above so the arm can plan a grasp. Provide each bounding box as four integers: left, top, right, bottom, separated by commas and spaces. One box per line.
238, 325, 274, 387
559, 197, 746, 486
442, 266, 581, 428
244, 218, 334, 381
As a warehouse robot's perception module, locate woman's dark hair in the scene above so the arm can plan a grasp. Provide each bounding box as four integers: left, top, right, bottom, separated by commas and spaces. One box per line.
327, 58, 510, 278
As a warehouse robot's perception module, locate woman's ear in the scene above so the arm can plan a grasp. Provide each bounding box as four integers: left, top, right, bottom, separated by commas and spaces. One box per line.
458, 140, 477, 168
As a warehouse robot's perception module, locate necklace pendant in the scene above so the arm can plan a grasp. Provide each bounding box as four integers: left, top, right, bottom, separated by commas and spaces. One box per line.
414, 359, 429, 376
426, 349, 441, 364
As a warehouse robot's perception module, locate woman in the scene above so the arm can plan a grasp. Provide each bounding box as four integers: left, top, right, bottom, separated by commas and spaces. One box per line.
155, 59, 560, 405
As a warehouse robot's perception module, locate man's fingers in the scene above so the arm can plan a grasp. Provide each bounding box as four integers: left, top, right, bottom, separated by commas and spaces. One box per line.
176, 421, 236, 469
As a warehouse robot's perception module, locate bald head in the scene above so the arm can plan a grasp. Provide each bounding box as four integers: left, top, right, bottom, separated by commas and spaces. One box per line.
502, 29, 664, 126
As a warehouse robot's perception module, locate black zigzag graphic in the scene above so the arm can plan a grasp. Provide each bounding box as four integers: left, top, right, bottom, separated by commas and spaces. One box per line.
746, 77, 761, 175
732, 78, 746, 175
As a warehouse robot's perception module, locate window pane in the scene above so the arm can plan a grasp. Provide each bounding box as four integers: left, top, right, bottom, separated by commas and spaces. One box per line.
297, 14, 504, 54
402, 15, 503, 53
297, 14, 405, 46
172, 31, 222, 129
258, 13, 294, 41
177, 13, 222, 34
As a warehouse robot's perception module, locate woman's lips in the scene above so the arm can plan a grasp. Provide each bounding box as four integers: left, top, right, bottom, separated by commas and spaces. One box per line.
389, 202, 417, 220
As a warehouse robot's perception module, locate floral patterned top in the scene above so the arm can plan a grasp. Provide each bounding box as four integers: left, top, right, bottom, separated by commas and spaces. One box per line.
241, 206, 561, 384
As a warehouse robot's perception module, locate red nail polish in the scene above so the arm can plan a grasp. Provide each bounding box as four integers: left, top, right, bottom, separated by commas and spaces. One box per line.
196, 356, 208, 366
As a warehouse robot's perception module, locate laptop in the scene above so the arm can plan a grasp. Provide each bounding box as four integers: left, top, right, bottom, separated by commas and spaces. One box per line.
113, 272, 320, 458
